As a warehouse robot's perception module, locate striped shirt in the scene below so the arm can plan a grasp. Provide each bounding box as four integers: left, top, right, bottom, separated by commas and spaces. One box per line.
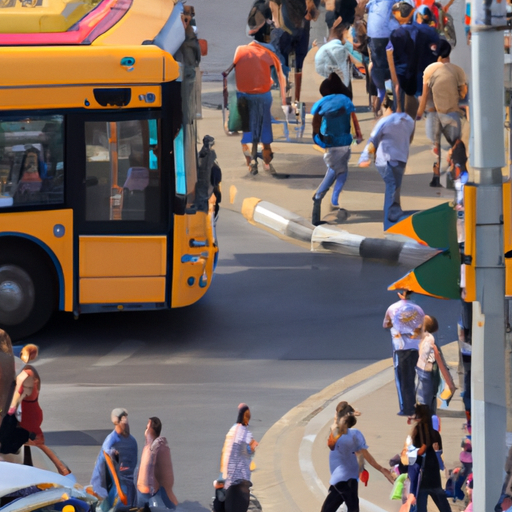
221, 424, 253, 488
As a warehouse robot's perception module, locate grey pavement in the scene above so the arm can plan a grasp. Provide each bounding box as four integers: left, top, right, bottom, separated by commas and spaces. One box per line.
196, 78, 477, 511
198, 77, 464, 251
251, 342, 469, 512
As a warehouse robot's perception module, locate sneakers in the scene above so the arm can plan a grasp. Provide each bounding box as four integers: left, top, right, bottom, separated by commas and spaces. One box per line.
263, 163, 276, 175
429, 176, 442, 187
387, 202, 404, 223
249, 160, 258, 176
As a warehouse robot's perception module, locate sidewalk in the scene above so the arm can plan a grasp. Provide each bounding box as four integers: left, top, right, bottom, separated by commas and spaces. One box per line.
198, 78, 460, 248
251, 342, 468, 512
198, 80, 472, 511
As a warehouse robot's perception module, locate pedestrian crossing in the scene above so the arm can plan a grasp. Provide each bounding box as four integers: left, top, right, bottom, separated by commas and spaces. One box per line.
92, 340, 145, 367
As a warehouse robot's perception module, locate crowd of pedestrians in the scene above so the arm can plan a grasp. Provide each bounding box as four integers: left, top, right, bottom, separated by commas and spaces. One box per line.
381, 289, 466, 511
229, 0, 468, 228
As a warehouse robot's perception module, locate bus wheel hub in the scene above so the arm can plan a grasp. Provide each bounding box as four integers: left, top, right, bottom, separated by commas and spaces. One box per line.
0, 265, 34, 324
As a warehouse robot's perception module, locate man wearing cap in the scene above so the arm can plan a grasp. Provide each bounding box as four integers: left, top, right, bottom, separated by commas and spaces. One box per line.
383, 291, 425, 416
230, 25, 288, 177
416, 39, 467, 186
91, 408, 138, 508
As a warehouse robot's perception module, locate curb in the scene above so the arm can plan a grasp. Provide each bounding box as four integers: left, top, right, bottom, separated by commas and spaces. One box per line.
251, 357, 395, 512
241, 198, 438, 264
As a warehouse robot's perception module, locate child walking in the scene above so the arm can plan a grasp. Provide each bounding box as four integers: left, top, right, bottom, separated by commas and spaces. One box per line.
416, 315, 456, 413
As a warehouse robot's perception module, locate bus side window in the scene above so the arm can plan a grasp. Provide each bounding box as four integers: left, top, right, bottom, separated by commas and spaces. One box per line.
0, 115, 64, 208
85, 122, 111, 221
85, 119, 161, 223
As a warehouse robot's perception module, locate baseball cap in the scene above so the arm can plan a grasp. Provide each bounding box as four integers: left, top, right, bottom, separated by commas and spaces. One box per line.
416, 4, 433, 22
111, 408, 128, 424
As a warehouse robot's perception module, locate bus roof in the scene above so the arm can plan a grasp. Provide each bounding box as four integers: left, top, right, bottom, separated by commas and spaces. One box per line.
0, 0, 181, 46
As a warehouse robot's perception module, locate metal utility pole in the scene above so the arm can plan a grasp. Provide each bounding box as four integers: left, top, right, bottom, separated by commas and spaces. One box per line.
470, 0, 508, 505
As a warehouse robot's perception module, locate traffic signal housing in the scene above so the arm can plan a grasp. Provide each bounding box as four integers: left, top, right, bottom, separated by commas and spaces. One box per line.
463, 181, 512, 301
504, 181, 512, 297
462, 184, 477, 302
387, 202, 461, 300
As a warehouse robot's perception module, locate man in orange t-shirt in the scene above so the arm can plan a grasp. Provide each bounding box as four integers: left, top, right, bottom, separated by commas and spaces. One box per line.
232, 40, 288, 177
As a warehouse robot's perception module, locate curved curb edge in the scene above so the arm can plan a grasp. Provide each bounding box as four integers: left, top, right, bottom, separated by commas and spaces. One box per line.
251, 358, 394, 512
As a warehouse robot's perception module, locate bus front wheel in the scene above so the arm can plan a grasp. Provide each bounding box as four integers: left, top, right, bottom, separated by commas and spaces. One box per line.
0, 250, 56, 340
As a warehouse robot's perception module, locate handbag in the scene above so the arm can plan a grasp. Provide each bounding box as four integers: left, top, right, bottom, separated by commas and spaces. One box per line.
198, 39, 208, 57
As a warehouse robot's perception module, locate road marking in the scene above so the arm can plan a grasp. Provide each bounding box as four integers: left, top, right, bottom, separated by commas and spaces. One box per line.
298, 367, 394, 512
37, 343, 71, 366
93, 341, 145, 367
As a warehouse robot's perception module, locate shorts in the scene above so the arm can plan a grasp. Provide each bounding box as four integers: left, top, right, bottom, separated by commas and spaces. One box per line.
238, 91, 273, 145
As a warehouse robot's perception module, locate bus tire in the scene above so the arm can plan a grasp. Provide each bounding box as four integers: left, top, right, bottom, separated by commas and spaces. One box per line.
0, 248, 56, 340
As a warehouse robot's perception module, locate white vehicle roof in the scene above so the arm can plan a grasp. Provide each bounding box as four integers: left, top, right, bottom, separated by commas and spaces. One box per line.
0, 461, 71, 496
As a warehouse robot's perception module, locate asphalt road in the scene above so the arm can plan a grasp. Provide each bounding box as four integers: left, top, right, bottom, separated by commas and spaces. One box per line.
29, 209, 460, 510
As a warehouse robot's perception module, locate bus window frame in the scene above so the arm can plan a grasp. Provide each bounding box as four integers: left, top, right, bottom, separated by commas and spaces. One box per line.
67, 109, 172, 236
0, 109, 67, 214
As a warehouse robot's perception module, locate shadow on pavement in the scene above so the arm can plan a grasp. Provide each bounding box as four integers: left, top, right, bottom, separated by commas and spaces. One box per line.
178, 501, 211, 512
45, 430, 111, 446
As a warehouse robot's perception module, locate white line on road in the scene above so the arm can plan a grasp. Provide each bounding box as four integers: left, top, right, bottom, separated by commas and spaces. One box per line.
298, 367, 395, 512
93, 341, 145, 367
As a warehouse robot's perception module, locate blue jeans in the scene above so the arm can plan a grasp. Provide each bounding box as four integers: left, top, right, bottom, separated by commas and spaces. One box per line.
314, 146, 351, 206
238, 91, 273, 145
137, 488, 176, 509
395, 349, 418, 415
376, 161, 406, 230
416, 367, 435, 412
368, 38, 390, 92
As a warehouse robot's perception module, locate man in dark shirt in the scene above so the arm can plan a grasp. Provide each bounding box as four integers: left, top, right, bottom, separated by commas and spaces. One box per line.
387, 2, 439, 121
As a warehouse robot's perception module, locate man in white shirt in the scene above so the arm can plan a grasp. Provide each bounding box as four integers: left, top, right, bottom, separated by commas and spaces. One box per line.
382, 291, 425, 416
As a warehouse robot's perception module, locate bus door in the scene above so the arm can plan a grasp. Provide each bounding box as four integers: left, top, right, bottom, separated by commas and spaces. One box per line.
73, 115, 170, 311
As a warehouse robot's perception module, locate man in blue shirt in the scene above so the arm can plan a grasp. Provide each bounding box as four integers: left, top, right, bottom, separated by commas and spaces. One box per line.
358, 93, 414, 229
366, 0, 399, 113
311, 73, 361, 226
91, 408, 138, 509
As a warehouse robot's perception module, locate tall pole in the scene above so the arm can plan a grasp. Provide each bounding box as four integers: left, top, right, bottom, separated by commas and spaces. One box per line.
470, 13, 507, 510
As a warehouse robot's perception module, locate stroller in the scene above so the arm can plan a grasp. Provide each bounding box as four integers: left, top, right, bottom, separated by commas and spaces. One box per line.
211, 478, 263, 512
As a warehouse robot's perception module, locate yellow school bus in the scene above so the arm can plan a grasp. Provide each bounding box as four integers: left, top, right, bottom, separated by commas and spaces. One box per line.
0, 0, 218, 339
